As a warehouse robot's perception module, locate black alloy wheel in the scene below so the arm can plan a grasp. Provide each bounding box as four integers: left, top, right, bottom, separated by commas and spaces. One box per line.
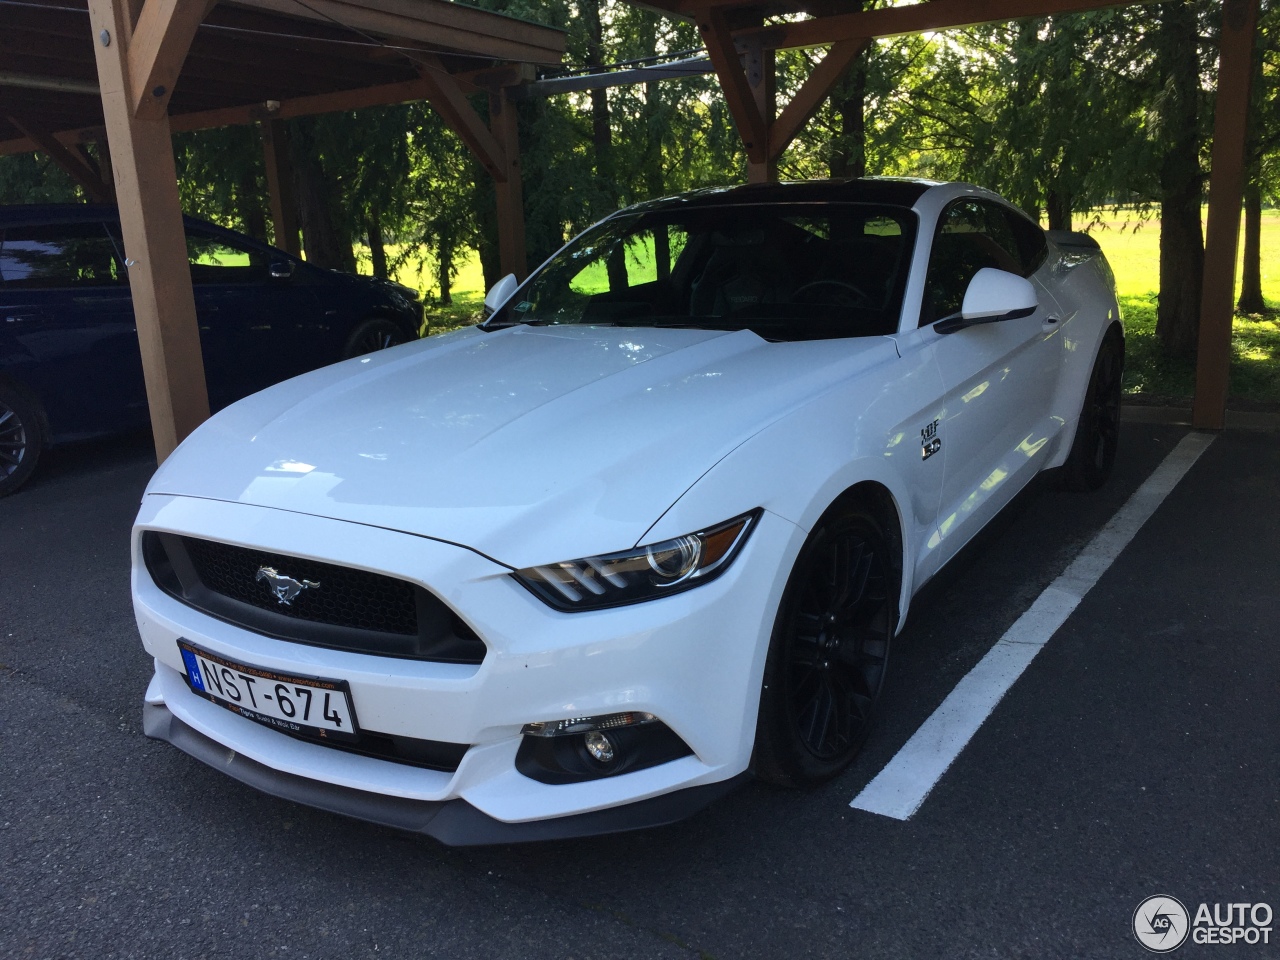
341, 317, 408, 360
0, 383, 44, 498
755, 505, 897, 785
1062, 327, 1124, 491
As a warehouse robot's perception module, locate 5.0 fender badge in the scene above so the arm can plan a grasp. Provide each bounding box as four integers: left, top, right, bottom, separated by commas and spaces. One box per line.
921, 419, 941, 460
256, 566, 320, 605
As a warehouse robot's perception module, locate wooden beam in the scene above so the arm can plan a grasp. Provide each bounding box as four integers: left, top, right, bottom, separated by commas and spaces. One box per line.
1192, 0, 1260, 430
260, 119, 300, 256
700, 7, 767, 164
5, 115, 113, 202
737, 0, 1162, 51
234, 0, 565, 65
0, 72, 479, 154
417, 58, 508, 182
88, 0, 210, 461
489, 90, 527, 281
129, 0, 210, 120
770, 38, 869, 160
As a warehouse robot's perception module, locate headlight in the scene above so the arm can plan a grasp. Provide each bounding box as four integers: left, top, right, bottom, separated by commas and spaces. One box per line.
513, 509, 761, 611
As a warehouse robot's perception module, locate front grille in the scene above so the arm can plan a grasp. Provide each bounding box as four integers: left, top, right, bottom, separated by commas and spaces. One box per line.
143, 532, 485, 664
183, 537, 418, 636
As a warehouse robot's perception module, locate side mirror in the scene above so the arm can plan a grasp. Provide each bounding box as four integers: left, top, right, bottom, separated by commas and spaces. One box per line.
936, 268, 1037, 334
269, 260, 295, 280
483, 273, 518, 317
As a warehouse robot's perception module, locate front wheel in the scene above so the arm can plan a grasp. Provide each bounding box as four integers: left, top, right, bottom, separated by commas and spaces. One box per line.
341, 317, 408, 360
1061, 327, 1123, 491
0, 382, 45, 498
754, 503, 898, 786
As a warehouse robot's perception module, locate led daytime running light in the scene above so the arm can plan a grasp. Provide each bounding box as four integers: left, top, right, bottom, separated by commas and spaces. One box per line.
521, 711, 657, 738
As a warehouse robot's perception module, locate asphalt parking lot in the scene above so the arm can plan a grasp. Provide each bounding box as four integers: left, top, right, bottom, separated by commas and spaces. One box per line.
1, 414, 1277, 960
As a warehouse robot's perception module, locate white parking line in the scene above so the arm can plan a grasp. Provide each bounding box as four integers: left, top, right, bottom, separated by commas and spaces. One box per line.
851, 431, 1216, 821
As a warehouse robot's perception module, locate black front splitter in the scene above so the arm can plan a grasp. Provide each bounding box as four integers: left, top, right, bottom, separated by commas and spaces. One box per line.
143, 702, 747, 846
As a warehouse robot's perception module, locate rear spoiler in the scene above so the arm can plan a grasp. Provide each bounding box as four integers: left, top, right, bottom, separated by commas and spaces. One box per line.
1046, 230, 1101, 253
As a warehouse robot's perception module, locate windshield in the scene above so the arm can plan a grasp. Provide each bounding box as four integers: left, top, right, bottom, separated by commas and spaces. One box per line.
496, 203, 917, 341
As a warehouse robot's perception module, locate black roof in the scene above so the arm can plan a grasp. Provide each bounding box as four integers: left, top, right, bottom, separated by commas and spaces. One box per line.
0, 204, 254, 241
625, 177, 940, 215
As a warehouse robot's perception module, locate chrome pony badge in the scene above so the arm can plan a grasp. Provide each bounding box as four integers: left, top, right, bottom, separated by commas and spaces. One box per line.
256, 566, 320, 606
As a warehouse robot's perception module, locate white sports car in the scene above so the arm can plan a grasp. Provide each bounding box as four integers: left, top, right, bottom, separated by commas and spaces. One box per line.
132, 179, 1122, 843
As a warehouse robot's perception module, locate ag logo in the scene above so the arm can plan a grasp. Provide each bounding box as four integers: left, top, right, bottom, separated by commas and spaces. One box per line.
1134, 895, 1190, 953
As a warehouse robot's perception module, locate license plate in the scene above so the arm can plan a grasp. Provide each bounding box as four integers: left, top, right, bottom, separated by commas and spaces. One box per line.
178, 640, 360, 743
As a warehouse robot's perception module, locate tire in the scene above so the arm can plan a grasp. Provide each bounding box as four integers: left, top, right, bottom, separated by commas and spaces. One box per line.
754, 503, 898, 786
340, 317, 409, 360
0, 382, 45, 498
1061, 326, 1124, 492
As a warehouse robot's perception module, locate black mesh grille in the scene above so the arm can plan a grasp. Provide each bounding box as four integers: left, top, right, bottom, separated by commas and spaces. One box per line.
182, 537, 418, 636
142, 532, 486, 664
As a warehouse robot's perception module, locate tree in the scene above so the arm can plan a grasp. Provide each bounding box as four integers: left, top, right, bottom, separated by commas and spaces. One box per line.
1238, 0, 1278, 314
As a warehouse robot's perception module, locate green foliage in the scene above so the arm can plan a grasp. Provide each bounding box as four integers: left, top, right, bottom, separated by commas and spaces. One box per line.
0, 152, 83, 205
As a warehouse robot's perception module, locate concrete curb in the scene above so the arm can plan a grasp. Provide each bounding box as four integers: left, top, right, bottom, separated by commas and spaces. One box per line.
1121, 404, 1280, 431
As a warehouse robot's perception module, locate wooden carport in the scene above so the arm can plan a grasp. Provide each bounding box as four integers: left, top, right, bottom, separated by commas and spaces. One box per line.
635, 0, 1260, 433
0, 0, 1263, 455
0, 0, 564, 459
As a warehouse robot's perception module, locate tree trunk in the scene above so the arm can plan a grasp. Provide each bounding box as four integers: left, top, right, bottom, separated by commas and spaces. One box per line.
829, 50, 868, 179
238, 170, 267, 242
289, 119, 355, 273
1045, 187, 1072, 232
582, 1, 615, 210
1153, 1, 1205, 363
367, 212, 388, 279
1237, 179, 1265, 313
438, 232, 454, 306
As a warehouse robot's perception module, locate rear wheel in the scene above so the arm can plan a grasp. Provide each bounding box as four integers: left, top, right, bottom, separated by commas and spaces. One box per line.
0, 382, 45, 498
754, 503, 897, 786
1061, 327, 1123, 491
341, 317, 408, 360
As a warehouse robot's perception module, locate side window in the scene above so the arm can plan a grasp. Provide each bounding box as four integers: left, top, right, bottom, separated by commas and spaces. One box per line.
0, 223, 125, 288
920, 200, 1024, 326
186, 233, 267, 285
1004, 209, 1049, 276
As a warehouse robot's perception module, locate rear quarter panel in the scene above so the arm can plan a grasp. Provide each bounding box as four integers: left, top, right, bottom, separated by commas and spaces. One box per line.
1042, 248, 1123, 469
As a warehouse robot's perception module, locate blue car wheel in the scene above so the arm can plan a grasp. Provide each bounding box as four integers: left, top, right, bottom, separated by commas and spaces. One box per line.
0, 382, 45, 497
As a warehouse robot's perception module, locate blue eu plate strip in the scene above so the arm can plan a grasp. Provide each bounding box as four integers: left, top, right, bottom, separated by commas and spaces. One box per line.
181, 648, 205, 692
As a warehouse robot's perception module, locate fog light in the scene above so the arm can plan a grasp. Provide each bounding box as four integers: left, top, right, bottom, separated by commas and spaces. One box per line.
584, 730, 615, 763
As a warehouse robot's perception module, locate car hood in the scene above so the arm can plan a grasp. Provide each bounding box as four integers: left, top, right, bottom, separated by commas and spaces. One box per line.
148, 324, 896, 568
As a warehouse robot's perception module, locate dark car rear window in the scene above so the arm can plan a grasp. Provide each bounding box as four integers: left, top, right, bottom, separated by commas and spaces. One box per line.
0, 222, 125, 288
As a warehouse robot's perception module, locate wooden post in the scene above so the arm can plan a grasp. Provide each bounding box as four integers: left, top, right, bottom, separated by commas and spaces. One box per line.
489, 90, 527, 281
260, 119, 301, 256
743, 36, 776, 183
87, 0, 210, 461
1192, 0, 1260, 430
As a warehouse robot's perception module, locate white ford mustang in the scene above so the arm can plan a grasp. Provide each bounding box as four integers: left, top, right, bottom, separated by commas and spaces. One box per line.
132, 179, 1123, 843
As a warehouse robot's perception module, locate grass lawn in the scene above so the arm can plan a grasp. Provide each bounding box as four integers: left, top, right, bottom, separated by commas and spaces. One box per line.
1086, 207, 1280, 403
383, 208, 1280, 404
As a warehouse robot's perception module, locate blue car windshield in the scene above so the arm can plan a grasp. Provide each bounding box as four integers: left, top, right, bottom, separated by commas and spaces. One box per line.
500, 203, 917, 341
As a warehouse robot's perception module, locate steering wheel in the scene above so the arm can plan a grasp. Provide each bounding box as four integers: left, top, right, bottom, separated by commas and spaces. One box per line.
792, 279, 874, 307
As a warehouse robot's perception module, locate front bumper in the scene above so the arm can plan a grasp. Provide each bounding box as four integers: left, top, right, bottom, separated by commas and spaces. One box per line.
143, 700, 748, 845
132, 494, 803, 839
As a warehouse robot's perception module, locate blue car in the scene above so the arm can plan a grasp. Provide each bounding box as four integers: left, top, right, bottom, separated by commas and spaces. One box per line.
0, 205, 423, 496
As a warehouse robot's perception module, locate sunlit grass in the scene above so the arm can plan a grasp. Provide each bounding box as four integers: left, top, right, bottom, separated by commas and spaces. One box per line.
1086, 207, 1280, 402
